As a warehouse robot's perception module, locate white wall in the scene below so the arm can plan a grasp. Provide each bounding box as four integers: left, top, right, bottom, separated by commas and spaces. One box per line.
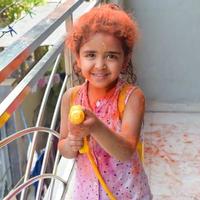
125, 1, 200, 111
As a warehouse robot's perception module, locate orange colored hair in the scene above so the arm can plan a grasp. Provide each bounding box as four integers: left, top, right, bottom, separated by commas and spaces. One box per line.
66, 3, 139, 57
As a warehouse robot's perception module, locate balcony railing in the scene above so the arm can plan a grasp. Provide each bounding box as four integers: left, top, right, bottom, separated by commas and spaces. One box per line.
0, 0, 100, 199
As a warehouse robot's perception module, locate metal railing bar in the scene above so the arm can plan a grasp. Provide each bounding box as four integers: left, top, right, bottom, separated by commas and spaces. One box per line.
3, 174, 66, 200
63, 15, 73, 89
0, 127, 60, 149
52, 71, 72, 175
0, 126, 12, 194
20, 54, 64, 200
35, 56, 69, 199
12, 175, 24, 190
90, 0, 101, 9
44, 74, 70, 200
0, 0, 84, 83
0, 38, 65, 128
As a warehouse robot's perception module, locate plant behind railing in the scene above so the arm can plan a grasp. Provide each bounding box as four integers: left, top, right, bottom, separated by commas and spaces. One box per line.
0, 0, 46, 27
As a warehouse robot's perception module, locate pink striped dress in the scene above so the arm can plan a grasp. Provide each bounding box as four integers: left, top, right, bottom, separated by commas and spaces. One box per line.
71, 79, 152, 200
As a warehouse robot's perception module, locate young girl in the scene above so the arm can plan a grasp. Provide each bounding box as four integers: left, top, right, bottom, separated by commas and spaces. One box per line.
58, 3, 152, 200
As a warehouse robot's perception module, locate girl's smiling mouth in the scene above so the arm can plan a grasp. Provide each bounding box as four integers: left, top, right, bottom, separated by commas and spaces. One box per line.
91, 72, 109, 78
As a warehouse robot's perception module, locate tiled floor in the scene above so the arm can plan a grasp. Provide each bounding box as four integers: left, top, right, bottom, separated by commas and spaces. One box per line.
143, 112, 200, 200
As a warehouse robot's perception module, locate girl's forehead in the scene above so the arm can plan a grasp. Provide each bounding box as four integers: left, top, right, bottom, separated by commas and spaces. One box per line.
81, 32, 123, 52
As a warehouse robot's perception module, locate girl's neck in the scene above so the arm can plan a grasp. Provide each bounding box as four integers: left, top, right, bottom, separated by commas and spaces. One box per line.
87, 80, 118, 108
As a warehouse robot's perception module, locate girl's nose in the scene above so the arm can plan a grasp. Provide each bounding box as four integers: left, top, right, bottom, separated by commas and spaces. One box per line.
95, 58, 106, 69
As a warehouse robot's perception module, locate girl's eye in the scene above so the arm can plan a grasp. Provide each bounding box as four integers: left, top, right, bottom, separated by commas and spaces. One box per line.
85, 53, 95, 58
107, 54, 118, 60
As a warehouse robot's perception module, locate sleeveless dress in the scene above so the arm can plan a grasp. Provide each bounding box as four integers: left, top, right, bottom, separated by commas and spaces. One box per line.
71, 79, 152, 200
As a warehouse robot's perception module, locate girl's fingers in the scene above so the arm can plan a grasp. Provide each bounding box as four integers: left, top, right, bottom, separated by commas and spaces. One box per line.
68, 123, 85, 133
83, 108, 94, 117
82, 117, 96, 126
69, 139, 83, 146
71, 143, 83, 151
68, 133, 82, 141
68, 108, 98, 136
67, 134, 83, 152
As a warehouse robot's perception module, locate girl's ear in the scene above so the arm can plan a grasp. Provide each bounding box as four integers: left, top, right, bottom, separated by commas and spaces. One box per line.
73, 59, 82, 75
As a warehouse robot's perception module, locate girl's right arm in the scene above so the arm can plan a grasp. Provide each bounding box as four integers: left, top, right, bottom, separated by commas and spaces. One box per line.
58, 88, 83, 158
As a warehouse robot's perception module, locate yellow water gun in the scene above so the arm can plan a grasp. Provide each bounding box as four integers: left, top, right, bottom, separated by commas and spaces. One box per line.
69, 105, 116, 200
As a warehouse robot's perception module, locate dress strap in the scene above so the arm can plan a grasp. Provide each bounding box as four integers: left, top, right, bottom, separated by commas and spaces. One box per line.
70, 86, 81, 106
118, 84, 139, 119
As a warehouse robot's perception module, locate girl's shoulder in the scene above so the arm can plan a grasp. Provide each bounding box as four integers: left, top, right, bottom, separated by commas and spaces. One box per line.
118, 82, 144, 117
61, 85, 82, 108
69, 85, 82, 106
120, 82, 144, 99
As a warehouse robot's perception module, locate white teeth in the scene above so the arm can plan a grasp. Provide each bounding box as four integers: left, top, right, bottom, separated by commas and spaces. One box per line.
92, 73, 107, 77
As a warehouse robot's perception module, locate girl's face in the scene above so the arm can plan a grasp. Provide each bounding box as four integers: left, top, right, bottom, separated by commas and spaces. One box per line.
78, 32, 125, 90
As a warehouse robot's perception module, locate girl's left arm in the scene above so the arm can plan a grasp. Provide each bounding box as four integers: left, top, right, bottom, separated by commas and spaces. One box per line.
86, 88, 145, 161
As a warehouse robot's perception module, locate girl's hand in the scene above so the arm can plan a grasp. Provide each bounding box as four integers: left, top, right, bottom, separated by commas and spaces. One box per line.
68, 108, 102, 138
66, 133, 83, 152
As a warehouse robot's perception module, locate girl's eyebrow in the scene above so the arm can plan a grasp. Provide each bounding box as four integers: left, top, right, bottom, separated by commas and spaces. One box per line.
106, 51, 121, 55
83, 50, 121, 54
82, 50, 96, 54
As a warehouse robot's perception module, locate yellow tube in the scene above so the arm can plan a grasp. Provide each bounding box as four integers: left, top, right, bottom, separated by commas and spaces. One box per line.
86, 147, 116, 200
69, 105, 116, 200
